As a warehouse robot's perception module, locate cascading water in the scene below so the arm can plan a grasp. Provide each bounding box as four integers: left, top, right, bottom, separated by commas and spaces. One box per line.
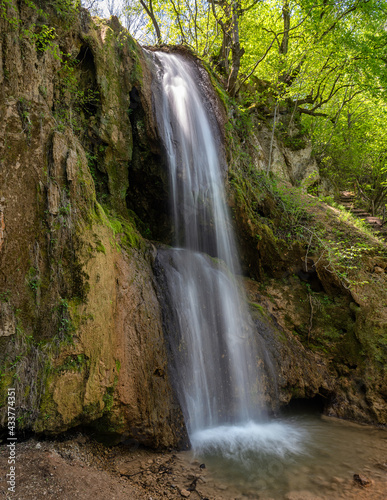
149, 50, 304, 462
151, 51, 264, 429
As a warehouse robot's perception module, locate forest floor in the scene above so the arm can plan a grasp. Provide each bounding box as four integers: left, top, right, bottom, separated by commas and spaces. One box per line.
0, 433, 386, 500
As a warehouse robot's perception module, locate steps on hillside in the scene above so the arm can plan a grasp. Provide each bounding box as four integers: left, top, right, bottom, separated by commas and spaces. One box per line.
339, 191, 355, 210
338, 191, 386, 239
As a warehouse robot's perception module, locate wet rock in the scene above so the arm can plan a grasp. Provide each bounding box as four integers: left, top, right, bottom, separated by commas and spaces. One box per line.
0, 0, 187, 449
353, 473, 372, 487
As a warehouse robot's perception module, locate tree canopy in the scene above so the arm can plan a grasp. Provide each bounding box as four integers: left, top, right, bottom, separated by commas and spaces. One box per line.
102, 0, 387, 213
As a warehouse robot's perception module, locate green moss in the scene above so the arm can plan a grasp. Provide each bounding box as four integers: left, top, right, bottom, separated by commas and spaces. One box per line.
27, 266, 41, 293
55, 298, 76, 344
95, 202, 144, 251
57, 354, 89, 373
95, 240, 106, 254
278, 130, 307, 151
202, 60, 229, 110
102, 386, 115, 413
248, 301, 265, 314
0, 372, 15, 407
33, 369, 61, 433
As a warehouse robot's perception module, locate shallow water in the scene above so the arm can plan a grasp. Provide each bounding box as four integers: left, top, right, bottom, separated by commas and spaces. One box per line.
187, 413, 387, 499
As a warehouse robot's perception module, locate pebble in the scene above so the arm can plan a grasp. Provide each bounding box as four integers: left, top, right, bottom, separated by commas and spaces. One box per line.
180, 488, 190, 498
353, 473, 372, 487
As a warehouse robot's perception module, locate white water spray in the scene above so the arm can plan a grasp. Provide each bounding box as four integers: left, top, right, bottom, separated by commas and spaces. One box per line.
150, 51, 304, 459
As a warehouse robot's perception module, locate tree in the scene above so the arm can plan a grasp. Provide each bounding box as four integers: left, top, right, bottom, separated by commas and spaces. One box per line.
308, 96, 387, 215
129, 0, 387, 203
122, 0, 149, 41
139, 0, 162, 44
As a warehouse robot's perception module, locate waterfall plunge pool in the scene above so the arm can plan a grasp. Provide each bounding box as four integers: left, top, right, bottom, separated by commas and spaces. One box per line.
183, 413, 387, 499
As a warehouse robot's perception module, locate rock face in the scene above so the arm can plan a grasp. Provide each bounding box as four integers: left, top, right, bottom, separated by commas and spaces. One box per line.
0, 1, 185, 447
228, 134, 387, 424
248, 122, 319, 188
245, 278, 335, 411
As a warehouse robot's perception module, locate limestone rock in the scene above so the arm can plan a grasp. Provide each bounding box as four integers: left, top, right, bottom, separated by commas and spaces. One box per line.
66, 149, 77, 182
249, 123, 319, 187
0, 303, 15, 337
47, 181, 60, 215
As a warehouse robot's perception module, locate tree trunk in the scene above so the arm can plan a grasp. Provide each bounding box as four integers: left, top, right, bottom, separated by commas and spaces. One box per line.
280, 0, 290, 55
227, 1, 244, 96
139, 0, 162, 45
211, 0, 232, 75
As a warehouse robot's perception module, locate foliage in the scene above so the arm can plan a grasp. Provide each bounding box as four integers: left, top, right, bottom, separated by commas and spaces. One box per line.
308, 98, 387, 214
105, 0, 387, 204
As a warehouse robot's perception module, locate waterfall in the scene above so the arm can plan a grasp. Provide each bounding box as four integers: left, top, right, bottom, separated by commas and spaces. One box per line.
150, 51, 266, 437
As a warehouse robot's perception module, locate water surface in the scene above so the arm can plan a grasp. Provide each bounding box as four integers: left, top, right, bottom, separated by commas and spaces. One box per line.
187, 413, 387, 499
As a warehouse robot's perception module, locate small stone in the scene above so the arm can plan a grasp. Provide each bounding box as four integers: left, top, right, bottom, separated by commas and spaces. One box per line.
35, 443, 42, 449
353, 473, 372, 487
180, 489, 190, 498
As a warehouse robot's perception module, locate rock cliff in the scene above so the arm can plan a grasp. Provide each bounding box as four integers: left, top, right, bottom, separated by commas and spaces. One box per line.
0, 1, 184, 447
